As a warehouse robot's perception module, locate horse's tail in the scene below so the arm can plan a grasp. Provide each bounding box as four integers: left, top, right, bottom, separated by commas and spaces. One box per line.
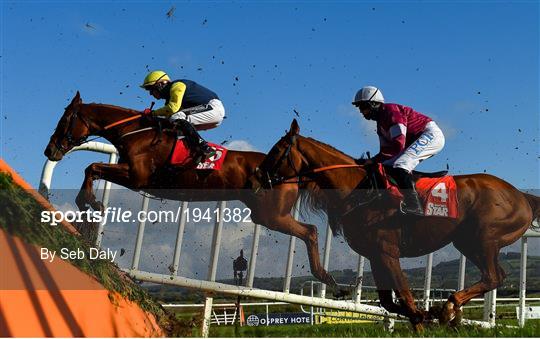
524, 193, 540, 228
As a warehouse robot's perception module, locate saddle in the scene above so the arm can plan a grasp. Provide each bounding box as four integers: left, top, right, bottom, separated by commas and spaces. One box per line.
359, 164, 459, 218
412, 169, 448, 179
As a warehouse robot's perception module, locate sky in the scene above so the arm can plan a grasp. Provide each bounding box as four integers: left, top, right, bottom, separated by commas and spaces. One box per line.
1, 1, 539, 280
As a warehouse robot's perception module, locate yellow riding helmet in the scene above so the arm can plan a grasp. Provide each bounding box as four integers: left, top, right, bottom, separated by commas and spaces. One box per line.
140, 70, 171, 88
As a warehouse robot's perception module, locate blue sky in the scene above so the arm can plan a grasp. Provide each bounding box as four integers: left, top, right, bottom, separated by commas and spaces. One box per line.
1, 1, 539, 277
1, 1, 538, 189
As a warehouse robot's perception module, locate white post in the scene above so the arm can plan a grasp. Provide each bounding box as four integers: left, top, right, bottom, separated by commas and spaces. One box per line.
482, 289, 497, 325
310, 281, 314, 325
518, 237, 528, 327
95, 152, 118, 248
171, 202, 189, 276
383, 291, 396, 332
319, 224, 333, 298
355, 256, 365, 303
266, 304, 269, 326
202, 201, 226, 338
247, 223, 261, 288
131, 196, 150, 270
423, 253, 433, 311
283, 200, 300, 293
458, 254, 466, 291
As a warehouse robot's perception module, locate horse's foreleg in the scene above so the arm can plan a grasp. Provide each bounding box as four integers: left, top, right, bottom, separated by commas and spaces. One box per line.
371, 255, 425, 331
76, 163, 131, 211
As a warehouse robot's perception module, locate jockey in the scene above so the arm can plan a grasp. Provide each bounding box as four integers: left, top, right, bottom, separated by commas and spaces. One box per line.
352, 86, 445, 216
140, 70, 225, 163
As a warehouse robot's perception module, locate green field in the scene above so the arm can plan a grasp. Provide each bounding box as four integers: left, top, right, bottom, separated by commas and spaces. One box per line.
202, 321, 540, 337
170, 302, 540, 337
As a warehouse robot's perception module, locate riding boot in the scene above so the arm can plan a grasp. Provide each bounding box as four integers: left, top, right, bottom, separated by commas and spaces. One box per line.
394, 168, 424, 216
172, 119, 215, 163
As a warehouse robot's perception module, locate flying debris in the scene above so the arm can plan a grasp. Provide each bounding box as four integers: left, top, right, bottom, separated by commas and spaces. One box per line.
166, 6, 175, 20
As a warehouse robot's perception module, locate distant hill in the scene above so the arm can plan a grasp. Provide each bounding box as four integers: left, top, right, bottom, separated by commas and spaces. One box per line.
145, 252, 540, 303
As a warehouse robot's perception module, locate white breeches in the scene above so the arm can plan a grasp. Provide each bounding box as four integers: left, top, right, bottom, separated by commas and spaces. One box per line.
169, 99, 225, 131
384, 121, 445, 172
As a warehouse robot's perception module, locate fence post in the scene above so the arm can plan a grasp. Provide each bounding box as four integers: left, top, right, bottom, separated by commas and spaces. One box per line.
171, 201, 189, 276
202, 201, 226, 337
320, 224, 333, 298
131, 196, 150, 270
283, 200, 300, 293
95, 152, 118, 248
247, 223, 261, 288
423, 253, 433, 311
518, 237, 528, 327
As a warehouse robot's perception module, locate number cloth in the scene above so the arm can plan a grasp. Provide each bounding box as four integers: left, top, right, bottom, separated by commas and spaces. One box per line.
170, 139, 228, 169
375, 164, 459, 218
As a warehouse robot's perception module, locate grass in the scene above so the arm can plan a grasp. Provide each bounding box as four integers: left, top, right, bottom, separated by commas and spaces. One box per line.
167, 299, 540, 337
202, 320, 540, 337
0, 172, 190, 336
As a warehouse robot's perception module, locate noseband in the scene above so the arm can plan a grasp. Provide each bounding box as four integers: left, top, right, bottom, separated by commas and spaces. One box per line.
257, 134, 301, 188
54, 110, 93, 153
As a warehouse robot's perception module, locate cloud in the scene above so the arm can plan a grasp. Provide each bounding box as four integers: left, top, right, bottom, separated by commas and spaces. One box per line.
225, 140, 259, 152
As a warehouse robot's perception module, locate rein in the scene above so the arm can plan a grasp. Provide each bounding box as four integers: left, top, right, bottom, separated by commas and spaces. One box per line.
268, 164, 363, 186
57, 105, 152, 153
103, 115, 143, 130
259, 134, 363, 188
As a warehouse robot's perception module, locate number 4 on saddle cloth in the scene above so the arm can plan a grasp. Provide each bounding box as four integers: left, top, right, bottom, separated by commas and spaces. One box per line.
169, 137, 228, 170
374, 164, 459, 218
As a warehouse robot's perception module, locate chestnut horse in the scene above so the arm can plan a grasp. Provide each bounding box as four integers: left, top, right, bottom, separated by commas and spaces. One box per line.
44, 92, 338, 288
252, 119, 539, 330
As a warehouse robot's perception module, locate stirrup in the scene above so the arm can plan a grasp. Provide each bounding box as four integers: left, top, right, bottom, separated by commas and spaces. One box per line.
399, 201, 424, 216
192, 148, 216, 165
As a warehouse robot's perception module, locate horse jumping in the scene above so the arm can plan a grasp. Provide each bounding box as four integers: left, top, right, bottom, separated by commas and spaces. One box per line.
252, 119, 539, 330
44, 92, 338, 288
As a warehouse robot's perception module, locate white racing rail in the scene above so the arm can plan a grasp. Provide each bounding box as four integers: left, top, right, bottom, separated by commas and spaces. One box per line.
40, 141, 539, 335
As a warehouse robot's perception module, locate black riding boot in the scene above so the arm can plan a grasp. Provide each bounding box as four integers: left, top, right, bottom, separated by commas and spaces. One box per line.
394, 168, 424, 216
173, 119, 215, 163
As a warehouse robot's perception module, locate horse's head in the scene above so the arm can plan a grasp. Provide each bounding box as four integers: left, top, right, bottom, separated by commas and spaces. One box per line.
253, 119, 306, 189
44, 91, 93, 161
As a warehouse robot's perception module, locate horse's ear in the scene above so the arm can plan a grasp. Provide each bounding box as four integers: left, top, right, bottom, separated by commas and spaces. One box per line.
289, 119, 300, 136
71, 91, 82, 106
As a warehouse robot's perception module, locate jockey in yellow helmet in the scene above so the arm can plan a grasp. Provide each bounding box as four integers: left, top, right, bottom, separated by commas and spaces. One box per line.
141, 70, 225, 163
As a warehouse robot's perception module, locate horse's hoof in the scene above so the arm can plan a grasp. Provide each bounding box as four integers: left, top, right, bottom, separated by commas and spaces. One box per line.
449, 307, 463, 327
427, 304, 442, 321
413, 322, 424, 333
439, 301, 456, 325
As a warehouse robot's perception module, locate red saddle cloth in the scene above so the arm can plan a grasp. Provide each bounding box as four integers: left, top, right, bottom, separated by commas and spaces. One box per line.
376, 164, 459, 218
170, 139, 228, 170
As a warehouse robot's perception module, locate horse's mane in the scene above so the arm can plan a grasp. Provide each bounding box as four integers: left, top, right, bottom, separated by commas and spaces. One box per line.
302, 136, 354, 161
86, 103, 139, 115
297, 135, 358, 236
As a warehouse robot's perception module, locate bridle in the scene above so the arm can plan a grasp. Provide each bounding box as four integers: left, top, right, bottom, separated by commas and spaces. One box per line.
54, 105, 145, 154
257, 134, 301, 188
54, 109, 95, 153
255, 134, 362, 189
